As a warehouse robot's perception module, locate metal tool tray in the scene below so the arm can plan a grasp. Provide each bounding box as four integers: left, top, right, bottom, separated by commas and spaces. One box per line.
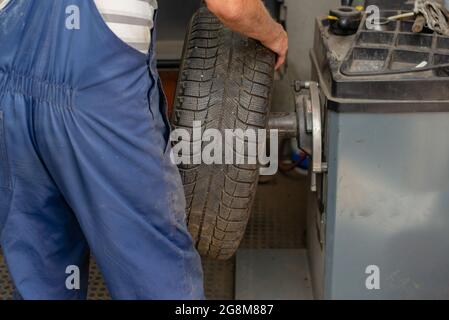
312, 10, 449, 106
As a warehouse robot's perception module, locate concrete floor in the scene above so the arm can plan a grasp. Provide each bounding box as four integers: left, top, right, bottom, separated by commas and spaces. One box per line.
0, 172, 307, 300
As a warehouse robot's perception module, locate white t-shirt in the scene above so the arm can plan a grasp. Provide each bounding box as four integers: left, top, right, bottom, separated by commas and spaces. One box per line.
0, 0, 8, 10
94, 0, 157, 53
0, 0, 157, 54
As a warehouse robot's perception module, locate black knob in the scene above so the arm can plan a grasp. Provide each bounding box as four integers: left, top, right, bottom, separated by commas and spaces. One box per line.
329, 6, 362, 36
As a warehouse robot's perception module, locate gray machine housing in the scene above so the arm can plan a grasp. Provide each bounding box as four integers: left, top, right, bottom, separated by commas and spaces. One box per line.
306, 8, 449, 299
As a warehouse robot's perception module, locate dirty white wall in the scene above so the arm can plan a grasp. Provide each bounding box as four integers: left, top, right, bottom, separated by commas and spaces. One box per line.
285, 0, 341, 79
272, 0, 340, 112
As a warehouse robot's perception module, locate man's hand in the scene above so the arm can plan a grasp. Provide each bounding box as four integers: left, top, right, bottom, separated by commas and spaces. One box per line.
260, 22, 288, 69
205, 0, 288, 70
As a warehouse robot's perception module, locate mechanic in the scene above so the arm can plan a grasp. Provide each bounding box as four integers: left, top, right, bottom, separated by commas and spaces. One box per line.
0, 0, 288, 299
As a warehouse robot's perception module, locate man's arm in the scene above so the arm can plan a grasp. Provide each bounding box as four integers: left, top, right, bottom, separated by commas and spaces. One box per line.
205, 0, 288, 69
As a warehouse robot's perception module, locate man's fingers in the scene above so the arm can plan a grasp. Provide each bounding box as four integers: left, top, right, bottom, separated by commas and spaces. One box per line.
260, 24, 288, 70
275, 53, 286, 70
275, 59, 281, 70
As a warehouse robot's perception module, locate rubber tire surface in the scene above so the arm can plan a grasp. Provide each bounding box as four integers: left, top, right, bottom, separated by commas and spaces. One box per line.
172, 7, 275, 260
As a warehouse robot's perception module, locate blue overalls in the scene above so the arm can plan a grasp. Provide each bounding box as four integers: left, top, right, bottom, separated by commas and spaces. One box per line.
0, 0, 204, 299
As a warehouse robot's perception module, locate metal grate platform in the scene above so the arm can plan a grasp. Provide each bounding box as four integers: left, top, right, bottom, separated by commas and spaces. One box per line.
87, 260, 110, 300
242, 173, 307, 249
0, 254, 13, 300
